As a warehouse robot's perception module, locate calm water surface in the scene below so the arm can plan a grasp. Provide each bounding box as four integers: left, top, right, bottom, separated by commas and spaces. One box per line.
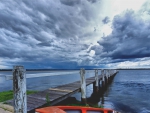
103, 70, 150, 113
0, 70, 150, 113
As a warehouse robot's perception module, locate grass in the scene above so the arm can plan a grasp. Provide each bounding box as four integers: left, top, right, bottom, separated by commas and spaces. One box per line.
0, 90, 37, 102
45, 93, 50, 106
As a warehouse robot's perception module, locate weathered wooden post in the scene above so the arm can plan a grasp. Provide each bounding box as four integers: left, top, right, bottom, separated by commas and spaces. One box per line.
108, 69, 111, 84
110, 69, 113, 79
93, 69, 99, 92
104, 69, 107, 88
13, 66, 27, 113
101, 69, 105, 90
80, 68, 86, 104
105, 69, 108, 87
112, 69, 115, 77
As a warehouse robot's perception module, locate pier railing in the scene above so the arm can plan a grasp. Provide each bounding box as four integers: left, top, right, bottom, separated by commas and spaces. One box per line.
5, 66, 118, 113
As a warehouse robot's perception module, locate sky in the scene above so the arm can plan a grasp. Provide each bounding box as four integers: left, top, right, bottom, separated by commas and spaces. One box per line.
0, 0, 150, 69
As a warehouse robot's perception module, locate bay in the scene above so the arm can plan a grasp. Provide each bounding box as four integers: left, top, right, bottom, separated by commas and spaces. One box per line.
0, 70, 150, 113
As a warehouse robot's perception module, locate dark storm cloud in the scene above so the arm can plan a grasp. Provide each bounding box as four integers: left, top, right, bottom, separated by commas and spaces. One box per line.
60, 0, 81, 6
87, 0, 98, 3
102, 16, 110, 24
0, 0, 103, 68
98, 10, 150, 59
90, 45, 102, 55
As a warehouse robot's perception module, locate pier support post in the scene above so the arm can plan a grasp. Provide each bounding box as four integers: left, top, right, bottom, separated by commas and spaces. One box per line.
93, 69, 99, 92
13, 66, 27, 113
105, 70, 108, 85
112, 69, 115, 78
101, 69, 105, 90
80, 68, 86, 104
108, 69, 111, 83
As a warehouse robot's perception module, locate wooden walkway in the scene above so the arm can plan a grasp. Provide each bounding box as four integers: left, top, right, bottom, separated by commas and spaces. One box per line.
7, 75, 104, 112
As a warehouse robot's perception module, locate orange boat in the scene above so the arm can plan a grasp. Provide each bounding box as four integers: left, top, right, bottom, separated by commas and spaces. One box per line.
35, 106, 116, 113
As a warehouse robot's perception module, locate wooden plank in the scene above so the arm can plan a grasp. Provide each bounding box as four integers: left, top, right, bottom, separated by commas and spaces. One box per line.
86, 81, 94, 84
28, 92, 50, 101
86, 79, 95, 80
86, 79, 95, 81
27, 96, 46, 103
27, 96, 47, 111
65, 83, 80, 87
27, 101, 45, 112
48, 90, 68, 95
56, 86, 79, 90
86, 80, 94, 82
72, 81, 80, 84
86, 80, 95, 83
27, 103, 36, 112
27, 101, 43, 109
49, 88, 73, 93
50, 88, 80, 106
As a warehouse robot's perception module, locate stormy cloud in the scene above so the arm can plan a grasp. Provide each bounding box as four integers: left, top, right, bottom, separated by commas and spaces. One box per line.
98, 10, 150, 60
0, 0, 105, 68
102, 16, 110, 24
0, 0, 150, 68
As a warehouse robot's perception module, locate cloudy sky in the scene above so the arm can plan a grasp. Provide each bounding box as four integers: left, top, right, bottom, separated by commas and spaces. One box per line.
0, 0, 150, 69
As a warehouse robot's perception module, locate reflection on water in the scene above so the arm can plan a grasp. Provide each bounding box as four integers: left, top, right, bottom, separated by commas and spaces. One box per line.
0, 77, 5, 83
102, 70, 150, 113
72, 70, 150, 113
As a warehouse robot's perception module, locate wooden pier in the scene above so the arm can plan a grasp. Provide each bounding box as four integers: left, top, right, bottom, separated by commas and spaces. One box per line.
5, 66, 118, 113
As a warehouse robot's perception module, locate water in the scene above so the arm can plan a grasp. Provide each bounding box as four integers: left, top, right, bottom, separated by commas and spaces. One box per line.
103, 70, 150, 113
0, 70, 150, 113
0, 70, 97, 91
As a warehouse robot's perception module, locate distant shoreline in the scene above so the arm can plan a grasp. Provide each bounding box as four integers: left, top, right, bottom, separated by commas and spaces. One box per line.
117, 68, 150, 70
0, 69, 79, 71
0, 68, 150, 71
0, 69, 92, 71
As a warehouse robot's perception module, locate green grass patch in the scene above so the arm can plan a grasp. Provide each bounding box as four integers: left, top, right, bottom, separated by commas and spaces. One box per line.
45, 93, 50, 106
0, 90, 37, 102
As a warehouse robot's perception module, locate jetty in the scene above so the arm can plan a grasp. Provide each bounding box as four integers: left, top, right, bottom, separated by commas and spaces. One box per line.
5, 66, 118, 113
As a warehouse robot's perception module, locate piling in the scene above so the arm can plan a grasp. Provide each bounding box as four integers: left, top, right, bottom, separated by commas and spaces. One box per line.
13, 66, 27, 113
93, 69, 99, 92
80, 68, 86, 104
101, 69, 105, 90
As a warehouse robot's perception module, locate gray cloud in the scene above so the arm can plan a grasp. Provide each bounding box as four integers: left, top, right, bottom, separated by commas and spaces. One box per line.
87, 0, 98, 3
90, 45, 103, 55
98, 9, 150, 60
60, 0, 81, 6
1, 0, 149, 68
0, 0, 104, 68
102, 16, 110, 24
